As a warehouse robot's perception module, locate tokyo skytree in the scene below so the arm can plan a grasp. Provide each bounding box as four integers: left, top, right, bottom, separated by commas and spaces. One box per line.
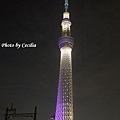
55, 0, 74, 120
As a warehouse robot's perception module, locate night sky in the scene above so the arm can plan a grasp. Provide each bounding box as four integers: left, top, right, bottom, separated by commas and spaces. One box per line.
0, 0, 120, 120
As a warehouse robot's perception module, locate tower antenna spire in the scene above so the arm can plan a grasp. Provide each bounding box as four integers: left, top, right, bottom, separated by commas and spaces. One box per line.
64, 0, 68, 12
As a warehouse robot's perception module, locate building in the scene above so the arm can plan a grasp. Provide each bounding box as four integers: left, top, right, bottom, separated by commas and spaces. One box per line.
48, 115, 55, 120
55, 0, 74, 120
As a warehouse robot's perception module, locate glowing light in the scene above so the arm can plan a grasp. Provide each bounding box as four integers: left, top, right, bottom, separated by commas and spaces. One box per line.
55, 45, 73, 120
55, 1, 74, 119
61, 47, 72, 53
63, 12, 70, 19
61, 12, 71, 36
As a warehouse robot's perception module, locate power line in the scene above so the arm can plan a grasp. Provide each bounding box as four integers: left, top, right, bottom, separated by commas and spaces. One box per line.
5, 104, 37, 120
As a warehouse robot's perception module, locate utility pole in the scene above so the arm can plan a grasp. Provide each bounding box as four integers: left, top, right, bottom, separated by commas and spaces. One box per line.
5, 103, 37, 120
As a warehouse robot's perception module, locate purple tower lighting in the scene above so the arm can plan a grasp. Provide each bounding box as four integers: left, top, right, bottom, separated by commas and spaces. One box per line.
55, 0, 74, 120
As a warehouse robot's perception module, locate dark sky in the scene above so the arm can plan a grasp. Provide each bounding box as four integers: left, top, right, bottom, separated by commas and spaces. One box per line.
0, 0, 120, 120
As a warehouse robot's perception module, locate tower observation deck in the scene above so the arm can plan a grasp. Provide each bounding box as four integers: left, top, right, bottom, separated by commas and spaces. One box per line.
55, 0, 74, 120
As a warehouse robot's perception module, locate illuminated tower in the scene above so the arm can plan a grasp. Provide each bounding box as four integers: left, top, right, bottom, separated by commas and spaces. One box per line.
55, 0, 74, 120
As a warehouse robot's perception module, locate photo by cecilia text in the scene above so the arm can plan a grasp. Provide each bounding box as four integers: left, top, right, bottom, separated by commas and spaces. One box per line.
1, 42, 37, 49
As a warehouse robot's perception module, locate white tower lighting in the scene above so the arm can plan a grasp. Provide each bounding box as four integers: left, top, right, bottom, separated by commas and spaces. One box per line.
55, 0, 74, 120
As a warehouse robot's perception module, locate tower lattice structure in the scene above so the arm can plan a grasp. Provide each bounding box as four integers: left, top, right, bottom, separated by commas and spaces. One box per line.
55, 1, 74, 120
